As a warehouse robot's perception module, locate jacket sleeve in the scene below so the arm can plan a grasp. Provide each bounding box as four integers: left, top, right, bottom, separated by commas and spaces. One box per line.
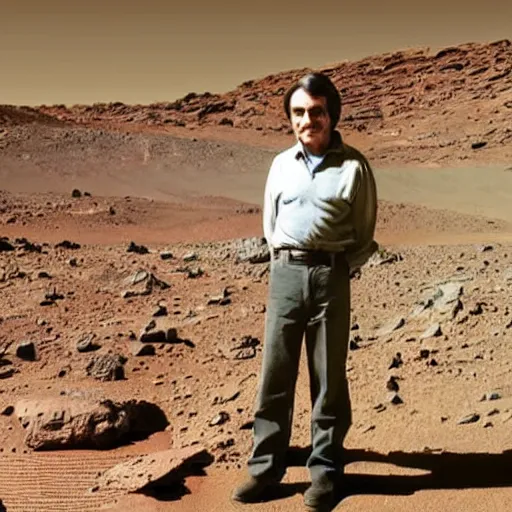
344, 158, 378, 271
263, 157, 279, 249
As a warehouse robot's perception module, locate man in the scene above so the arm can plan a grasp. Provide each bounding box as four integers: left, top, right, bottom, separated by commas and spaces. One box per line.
233, 72, 378, 511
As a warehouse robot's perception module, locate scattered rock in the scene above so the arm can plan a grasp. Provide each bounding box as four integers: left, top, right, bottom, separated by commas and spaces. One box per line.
127, 241, 149, 255
44, 288, 64, 301
160, 251, 174, 260
207, 288, 231, 305
1, 405, 14, 416
140, 329, 166, 343
0, 368, 15, 379
368, 248, 402, 266
86, 354, 126, 381
481, 391, 502, 401
140, 319, 178, 343
76, 333, 100, 353
20, 239, 42, 253
234, 348, 256, 360
232, 335, 260, 360
187, 267, 204, 279
212, 384, 240, 405
0, 239, 15, 252
40, 298, 56, 307
122, 270, 170, 298
55, 240, 81, 250
209, 411, 230, 426
144, 320, 156, 332
419, 349, 431, 359
16, 341, 37, 361
386, 376, 400, 392
183, 252, 198, 262
377, 316, 405, 337
235, 237, 270, 264
71, 188, 82, 198
349, 339, 360, 350
388, 352, 403, 369
458, 413, 480, 425
131, 342, 156, 357
152, 304, 168, 317
471, 301, 487, 316
389, 393, 404, 405
412, 281, 464, 322
91, 446, 212, 493
420, 322, 442, 339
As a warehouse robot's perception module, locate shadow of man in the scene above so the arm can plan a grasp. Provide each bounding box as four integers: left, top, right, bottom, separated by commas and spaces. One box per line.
284, 446, 512, 507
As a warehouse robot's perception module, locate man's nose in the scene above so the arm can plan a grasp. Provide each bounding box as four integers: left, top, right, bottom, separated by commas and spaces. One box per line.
301, 111, 312, 126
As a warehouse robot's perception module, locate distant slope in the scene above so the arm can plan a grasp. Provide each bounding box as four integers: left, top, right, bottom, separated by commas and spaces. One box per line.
0, 124, 275, 202
0, 105, 67, 127
27, 39, 512, 167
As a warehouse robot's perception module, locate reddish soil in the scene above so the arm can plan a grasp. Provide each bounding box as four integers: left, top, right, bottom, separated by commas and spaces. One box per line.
1, 39, 512, 512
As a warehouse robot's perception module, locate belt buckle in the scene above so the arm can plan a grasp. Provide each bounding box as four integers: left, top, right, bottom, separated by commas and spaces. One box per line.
289, 249, 310, 263
289, 249, 305, 259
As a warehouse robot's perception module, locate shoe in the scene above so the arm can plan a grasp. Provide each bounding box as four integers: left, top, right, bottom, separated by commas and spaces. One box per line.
303, 473, 336, 511
231, 475, 278, 503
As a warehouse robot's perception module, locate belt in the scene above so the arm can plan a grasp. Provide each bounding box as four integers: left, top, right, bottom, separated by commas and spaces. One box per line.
273, 248, 344, 267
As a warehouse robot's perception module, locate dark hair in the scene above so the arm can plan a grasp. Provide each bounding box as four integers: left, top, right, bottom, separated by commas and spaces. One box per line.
283, 73, 342, 127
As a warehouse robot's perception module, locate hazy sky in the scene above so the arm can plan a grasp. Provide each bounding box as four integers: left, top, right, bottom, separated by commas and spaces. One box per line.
1, 0, 511, 105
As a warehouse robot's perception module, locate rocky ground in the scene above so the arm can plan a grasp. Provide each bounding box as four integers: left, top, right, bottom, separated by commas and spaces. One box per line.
1, 188, 512, 510
1, 38, 512, 512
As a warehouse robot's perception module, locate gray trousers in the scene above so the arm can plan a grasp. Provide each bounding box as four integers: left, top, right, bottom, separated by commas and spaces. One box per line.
248, 251, 351, 481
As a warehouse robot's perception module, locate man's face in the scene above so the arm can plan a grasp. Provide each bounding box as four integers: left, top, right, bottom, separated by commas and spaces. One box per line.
289, 88, 332, 155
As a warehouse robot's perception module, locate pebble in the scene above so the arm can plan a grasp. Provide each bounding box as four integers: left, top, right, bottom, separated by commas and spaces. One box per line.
458, 413, 480, 425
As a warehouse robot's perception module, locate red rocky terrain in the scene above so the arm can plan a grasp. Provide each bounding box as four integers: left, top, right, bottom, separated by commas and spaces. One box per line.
1, 39, 512, 512
1, 38, 508, 167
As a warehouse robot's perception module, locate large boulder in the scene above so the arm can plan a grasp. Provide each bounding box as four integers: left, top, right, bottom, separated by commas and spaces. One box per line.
15, 396, 169, 450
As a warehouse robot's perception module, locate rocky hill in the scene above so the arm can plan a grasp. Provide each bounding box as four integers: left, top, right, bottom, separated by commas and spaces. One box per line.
25, 39, 512, 167
1, 40, 511, 168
